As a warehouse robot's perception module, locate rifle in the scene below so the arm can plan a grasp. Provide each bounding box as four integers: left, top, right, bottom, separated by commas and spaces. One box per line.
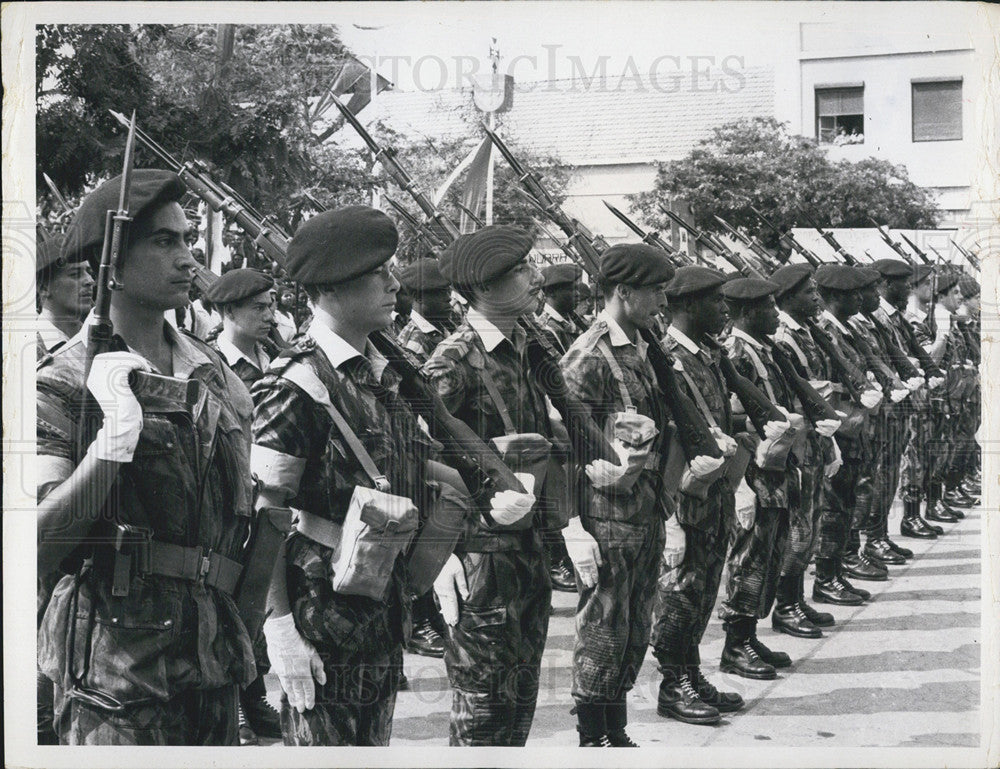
866, 218, 925, 265
81, 113, 199, 458
658, 206, 724, 267
602, 201, 684, 259
331, 100, 618, 466
749, 204, 824, 267
800, 213, 860, 266
455, 201, 486, 229
43, 172, 75, 225
384, 195, 449, 252
898, 232, 934, 266
951, 239, 980, 271
712, 215, 782, 272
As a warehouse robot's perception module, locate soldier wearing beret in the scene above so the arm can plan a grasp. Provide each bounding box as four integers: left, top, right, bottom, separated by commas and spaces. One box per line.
717, 278, 809, 676
871, 260, 947, 540
397, 257, 456, 360
206, 269, 278, 391
36, 234, 95, 360
250, 205, 437, 745
422, 225, 565, 746
769, 264, 838, 631
650, 266, 745, 726
953, 275, 981, 502
37, 169, 257, 745
812, 265, 888, 605
559, 244, 680, 746
903, 267, 969, 527
538, 262, 586, 355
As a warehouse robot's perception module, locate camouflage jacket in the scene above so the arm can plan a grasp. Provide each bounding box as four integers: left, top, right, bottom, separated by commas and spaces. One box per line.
251, 317, 434, 659
37, 321, 256, 704
211, 335, 270, 391
848, 314, 905, 393
537, 304, 584, 356
396, 311, 447, 362
907, 304, 972, 406
815, 310, 874, 459
561, 312, 671, 529
422, 309, 554, 550
774, 311, 832, 383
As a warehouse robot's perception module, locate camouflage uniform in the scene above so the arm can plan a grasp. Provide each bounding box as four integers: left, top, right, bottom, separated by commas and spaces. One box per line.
538, 303, 585, 356
397, 310, 447, 361
251, 321, 434, 745
651, 327, 735, 666
423, 309, 554, 746
37, 323, 256, 745
773, 311, 833, 575
560, 312, 669, 705
718, 328, 794, 622
211, 335, 271, 392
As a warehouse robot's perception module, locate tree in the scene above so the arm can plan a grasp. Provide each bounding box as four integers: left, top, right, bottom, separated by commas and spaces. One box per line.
628, 117, 939, 252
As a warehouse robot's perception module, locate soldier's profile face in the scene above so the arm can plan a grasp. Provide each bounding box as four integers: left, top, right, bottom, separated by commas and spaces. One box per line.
338, 260, 400, 332
119, 201, 196, 311
623, 283, 666, 329
420, 287, 452, 319
226, 289, 275, 343
41, 260, 94, 321
483, 260, 543, 317
860, 285, 880, 313
695, 289, 729, 335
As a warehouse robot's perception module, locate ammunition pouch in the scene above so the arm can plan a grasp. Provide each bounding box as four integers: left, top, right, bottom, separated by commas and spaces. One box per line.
486, 433, 552, 531
604, 409, 659, 493
234, 506, 293, 642
406, 482, 472, 597
663, 431, 726, 502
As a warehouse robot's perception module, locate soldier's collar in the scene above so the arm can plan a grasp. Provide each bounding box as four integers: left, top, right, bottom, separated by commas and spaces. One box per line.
307, 307, 389, 381
215, 331, 269, 372
409, 309, 439, 335
777, 309, 804, 332
466, 307, 521, 353
729, 326, 769, 350
879, 296, 898, 317
665, 324, 702, 356
597, 309, 647, 356
542, 303, 567, 324
820, 309, 851, 336
77, 310, 211, 378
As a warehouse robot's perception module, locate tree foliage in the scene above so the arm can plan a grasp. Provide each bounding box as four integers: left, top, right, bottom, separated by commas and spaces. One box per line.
628, 117, 940, 252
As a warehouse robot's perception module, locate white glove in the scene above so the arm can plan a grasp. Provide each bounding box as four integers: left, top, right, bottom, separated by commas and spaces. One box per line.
585, 447, 629, 488
889, 388, 909, 403
860, 389, 883, 409
563, 516, 602, 588
928, 375, 946, 389
488, 473, 537, 526
86, 351, 151, 463
763, 418, 792, 441
734, 478, 756, 530
433, 554, 469, 626
263, 613, 327, 713
905, 376, 924, 392
662, 515, 686, 568
711, 427, 738, 458
824, 438, 843, 478
814, 418, 841, 438
689, 454, 726, 479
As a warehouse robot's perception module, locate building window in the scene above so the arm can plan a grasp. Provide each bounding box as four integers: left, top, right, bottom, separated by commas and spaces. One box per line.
816, 86, 864, 144
912, 80, 962, 142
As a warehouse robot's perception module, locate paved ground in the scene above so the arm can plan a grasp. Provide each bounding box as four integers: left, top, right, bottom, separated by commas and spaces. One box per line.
260, 500, 981, 748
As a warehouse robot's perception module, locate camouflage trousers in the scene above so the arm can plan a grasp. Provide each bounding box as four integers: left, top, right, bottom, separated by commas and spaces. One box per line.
870, 414, 908, 534
52, 683, 238, 745
781, 464, 824, 576
650, 501, 730, 662
944, 406, 979, 486
280, 646, 402, 745
850, 422, 883, 541
443, 545, 552, 746
719, 505, 790, 622
815, 457, 862, 561
572, 517, 665, 701
900, 405, 949, 502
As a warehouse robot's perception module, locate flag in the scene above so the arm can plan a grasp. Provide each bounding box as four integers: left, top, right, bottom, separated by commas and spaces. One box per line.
457, 138, 494, 233
314, 56, 393, 141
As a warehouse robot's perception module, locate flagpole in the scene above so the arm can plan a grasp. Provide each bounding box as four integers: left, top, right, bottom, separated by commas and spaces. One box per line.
485, 39, 500, 226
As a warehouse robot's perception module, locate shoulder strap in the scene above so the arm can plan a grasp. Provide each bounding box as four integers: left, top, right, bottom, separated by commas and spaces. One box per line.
595, 338, 635, 411
777, 327, 810, 370
676, 359, 719, 430
281, 361, 390, 493
738, 342, 778, 403
471, 337, 517, 434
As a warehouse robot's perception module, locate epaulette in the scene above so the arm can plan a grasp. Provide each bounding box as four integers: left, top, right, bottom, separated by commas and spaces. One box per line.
430, 327, 484, 369
566, 319, 610, 355
266, 336, 317, 375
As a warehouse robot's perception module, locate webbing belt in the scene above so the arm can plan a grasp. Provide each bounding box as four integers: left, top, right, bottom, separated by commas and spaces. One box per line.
146, 542, 242, 594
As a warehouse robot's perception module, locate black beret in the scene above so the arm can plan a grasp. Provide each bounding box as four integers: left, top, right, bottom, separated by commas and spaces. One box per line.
958, 274, 980, 298
720, 277, 779, 303
912, 264, 934, 285
815, 264, 869, 291
936, 272, 959, 295
437, 225, 533, 287
871, 259, 913, 278
665, 265, 727, 298
62, 169, 186, 263
399, 257, 450, 291
576, 282, 593, 298
37, 234, 67, 275
542, 262, 583, 288
599, 243, 675, 287
853, 266, 882, 288
204, 268, 274, 305
769, 263, 814, 298
286, 206, 398, 285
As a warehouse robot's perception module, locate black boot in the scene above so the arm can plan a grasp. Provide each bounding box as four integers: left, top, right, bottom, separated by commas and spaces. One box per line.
772, 574, 821, 638
575, 699, 610, 747
842, 552, 888, 582
943, 486, 975, 509
882, 533, 913, 559
812, 558, 864, 605
923, 486, 949, 531
687, 645, 744, 713
239, 676, 283, 741
797, 572, 834, 627
407, 618, 446, 658
657, 659, 721, 725
864, 537, 905, 565
900, 501, 937, 539
721, 619, 777, 680
748, 624, 792, 668
836, 571, 870, 601
605, 700, 638, 747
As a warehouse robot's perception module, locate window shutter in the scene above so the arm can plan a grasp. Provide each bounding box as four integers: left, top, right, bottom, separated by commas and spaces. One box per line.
913, 81, 962, 141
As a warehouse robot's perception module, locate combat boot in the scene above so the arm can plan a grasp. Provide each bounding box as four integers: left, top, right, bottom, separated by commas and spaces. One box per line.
943, 486, 976, 509
842, 552, 887, 582
239, 677, 282, 741
604, 700, 639, 747
925, 499, 959, 524
900, 501, 936, 539
812, 558, 864, 605
687, 646, 744, 713
881, 534, 913, 559
922, 486, 949, 531
574, 699, 610, 747
864, 538, 905, 565
772, 574, 822, 638
797, 573, 834, 627
549, 558, 578, 592
721, 619, 777, 680
748, 625, 792, 668
657, 669, 722, 725
407, 619, 445, 658
836, 572, 870, 600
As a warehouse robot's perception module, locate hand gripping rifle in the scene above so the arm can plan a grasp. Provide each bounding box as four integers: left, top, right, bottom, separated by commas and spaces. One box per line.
799, 213, 860, 266
332, 99, 619, 467
659, 206, 727, 267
